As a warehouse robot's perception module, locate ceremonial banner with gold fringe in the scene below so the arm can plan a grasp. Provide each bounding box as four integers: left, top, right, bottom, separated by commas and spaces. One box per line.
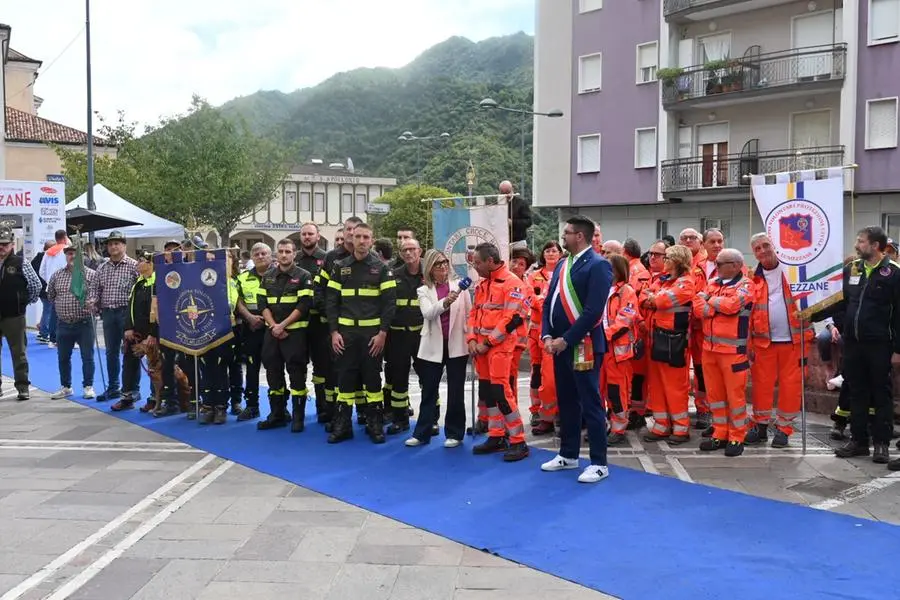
153, 249, 233, 356
751, 167, 844, 315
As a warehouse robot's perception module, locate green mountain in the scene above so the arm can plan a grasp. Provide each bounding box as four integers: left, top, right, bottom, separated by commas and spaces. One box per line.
219, 31, 558, 244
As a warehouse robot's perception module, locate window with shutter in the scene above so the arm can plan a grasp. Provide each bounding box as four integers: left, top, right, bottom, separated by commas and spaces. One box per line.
866, 98, 899, 149
634, 128, 657, 169
636, 42, 658, 84
580, 0, 602, 12
284, 191, 297, 212
314, 192, 325, 213
870, 0, 900, 43
341, 193, 353, 213
355, 194, 367, 214
579, 54, 602, 93
299, 191, 310, 212
578, 135, 601, 173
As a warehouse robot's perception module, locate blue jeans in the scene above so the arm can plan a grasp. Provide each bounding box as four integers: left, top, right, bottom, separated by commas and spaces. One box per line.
40, 300, 58, 342
101, 307, 126, 391
57, 319, 95, 388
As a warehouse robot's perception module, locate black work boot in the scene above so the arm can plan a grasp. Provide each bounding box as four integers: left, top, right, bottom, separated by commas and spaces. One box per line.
744, 422, 768, 445
257, 397, 288, 430
356, 403, 368, 426
214, 406, 228, 425
237, 403, 260, 421
230, 398, 242, 416
473, 436, 508, 455
873, 443, 890, 464
835, 440, 870, 458
327, 404, 353, 444
366, 404, 386, 444
386, 407, 410, 435
830, 414, 848, 440
694, 412, 711, 430
291, 397, 306, 433
199, 406, 215, 425
314, 385, 328, 423
503, 442, 529, 462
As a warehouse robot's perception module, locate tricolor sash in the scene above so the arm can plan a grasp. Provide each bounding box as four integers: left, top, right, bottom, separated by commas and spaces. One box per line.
558, 255, 594, 371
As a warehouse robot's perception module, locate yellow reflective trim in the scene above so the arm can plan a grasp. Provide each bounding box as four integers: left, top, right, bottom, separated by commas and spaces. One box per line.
338, 317, 381, 327
358, 288, 379, 296
380, 279, 397, 290
327, 279, 342, 290
340, 288, 356, 296
278, 295, 299, 303
285, 321, 309, 330
298, 289, 313, 297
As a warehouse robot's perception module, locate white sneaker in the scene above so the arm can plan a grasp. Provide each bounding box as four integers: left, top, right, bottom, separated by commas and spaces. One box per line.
405, 437, 424, 447
48, 342, 57, 349
83, 386, 96, 399
443, 438, 461, 448
826, 374, 844, 391
540, 454, 580, 472
51, 387, 73, 400
578, 465, 609, 484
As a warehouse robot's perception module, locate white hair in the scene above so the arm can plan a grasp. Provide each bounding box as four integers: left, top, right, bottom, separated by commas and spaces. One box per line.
749, 232, 771, 248
250, 242, 272, 254
718, 248, 744, 265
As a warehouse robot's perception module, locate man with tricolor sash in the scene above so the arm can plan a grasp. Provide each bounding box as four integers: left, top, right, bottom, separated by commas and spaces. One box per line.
539, 216, 613, 484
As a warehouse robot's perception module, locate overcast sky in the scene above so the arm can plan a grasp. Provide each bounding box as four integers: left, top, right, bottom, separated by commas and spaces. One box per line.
4, 0, 534, 131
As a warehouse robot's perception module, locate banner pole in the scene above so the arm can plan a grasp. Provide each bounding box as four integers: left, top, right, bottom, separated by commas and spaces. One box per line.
800, 315, 808, 456
93, 316, 107, 394
467, 359, 476, 437
194, 356, 200, 423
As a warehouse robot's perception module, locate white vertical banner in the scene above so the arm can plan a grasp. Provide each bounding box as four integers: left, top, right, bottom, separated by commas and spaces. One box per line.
432, 200, 509, 282
750, 166, 844, 313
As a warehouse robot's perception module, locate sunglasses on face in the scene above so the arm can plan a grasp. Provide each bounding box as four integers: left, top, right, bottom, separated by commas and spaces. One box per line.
649, 252, 666, 258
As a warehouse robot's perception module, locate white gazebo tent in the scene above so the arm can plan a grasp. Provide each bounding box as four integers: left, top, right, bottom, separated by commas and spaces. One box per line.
66, 184, 184, 240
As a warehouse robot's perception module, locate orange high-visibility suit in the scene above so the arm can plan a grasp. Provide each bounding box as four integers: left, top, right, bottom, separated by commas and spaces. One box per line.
602, 281, 639, 434
749, 265, 813, 436
628, 257, 652, 417
641, 273, 695, 439
693, 274, 753, 443
467, 265, 528, 444
689, 250, 709, 418
526, 267, 557, 424
509, 281, 532, 408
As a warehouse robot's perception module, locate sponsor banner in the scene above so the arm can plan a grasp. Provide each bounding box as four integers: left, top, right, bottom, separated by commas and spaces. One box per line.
0, 180, 65, 259
432, 199, 509, 281
154, 249, 234, 356
751, 167, 844, 311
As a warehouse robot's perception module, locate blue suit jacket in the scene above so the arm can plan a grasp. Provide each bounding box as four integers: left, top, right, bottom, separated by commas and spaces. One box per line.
541, 249, 613, 355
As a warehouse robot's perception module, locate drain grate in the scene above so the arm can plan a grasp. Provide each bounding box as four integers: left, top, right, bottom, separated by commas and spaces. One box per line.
787, 476, 855, 497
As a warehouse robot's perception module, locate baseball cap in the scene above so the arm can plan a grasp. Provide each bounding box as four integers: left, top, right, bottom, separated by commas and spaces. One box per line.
887, 238, 897, 251
0, 227, 14, 244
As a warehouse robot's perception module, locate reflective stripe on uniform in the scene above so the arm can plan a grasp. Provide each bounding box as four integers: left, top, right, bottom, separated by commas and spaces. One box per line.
338, 317, 381, 327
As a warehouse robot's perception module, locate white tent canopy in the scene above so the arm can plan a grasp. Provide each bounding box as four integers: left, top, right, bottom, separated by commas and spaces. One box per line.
66, 183, 184, 239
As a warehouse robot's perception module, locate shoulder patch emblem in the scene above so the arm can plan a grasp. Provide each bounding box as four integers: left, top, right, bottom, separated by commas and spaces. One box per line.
509, 291, 524, 300
880, 266, 891, 277
340, 267, 351, 276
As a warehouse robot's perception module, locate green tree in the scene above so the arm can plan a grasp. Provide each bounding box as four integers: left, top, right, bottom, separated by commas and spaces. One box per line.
368, 184, 453, 250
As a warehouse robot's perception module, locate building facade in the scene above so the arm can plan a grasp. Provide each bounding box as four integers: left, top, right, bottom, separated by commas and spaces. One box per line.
534, 0, 900, 255
230, 163, 396, 251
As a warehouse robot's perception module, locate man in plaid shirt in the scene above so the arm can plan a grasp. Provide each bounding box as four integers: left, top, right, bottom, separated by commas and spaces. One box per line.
48, 245, 98, 400
88, 231, 139, 402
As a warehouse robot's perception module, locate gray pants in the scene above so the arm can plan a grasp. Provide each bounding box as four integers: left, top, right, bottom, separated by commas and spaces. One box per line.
0, 316, 29, 391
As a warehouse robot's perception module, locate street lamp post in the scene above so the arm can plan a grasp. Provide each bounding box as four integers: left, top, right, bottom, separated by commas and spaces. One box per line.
398, 131, 450, 185
478, 98, 563, 202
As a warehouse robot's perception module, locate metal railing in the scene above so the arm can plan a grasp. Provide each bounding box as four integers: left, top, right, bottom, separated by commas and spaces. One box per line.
664, 0, 728, 17
661, 146, 844, 193
661, 44, 846, 105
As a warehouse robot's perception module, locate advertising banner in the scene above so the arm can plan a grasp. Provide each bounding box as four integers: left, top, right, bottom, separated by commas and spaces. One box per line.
0, 180, 65, 260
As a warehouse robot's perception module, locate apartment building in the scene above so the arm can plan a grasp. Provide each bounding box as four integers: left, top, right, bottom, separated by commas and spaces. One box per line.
534, 0, 900, 253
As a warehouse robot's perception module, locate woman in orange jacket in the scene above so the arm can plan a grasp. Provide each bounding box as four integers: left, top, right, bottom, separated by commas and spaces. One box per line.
527, 241, 562, 435
640, 244, 696, 444
602, 255, 640, 445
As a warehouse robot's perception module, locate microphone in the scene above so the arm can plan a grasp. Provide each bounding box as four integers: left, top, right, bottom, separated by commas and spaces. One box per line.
458, 277, 472, 291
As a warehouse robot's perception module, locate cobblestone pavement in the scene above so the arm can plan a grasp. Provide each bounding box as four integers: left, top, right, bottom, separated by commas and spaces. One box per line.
2, 369, 898, 600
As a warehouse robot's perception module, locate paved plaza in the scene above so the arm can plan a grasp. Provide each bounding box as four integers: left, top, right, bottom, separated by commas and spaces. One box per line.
1, 372, 898, 599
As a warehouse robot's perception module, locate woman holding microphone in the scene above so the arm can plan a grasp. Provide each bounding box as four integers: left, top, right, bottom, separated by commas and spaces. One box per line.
406, 250, 472, 448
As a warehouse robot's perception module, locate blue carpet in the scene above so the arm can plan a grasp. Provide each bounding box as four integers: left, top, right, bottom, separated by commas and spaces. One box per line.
11, 333, 900, 599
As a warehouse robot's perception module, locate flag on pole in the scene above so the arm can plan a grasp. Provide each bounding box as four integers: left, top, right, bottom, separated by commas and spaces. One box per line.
751, 166, 844, 314
70, 241, 86, 306
432, 199, 509, 281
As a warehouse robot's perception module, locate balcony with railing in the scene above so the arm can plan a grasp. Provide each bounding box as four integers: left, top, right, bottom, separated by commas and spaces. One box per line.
661, 144, 844, 196
661, 44, 846, 110
663, 0, 796, 22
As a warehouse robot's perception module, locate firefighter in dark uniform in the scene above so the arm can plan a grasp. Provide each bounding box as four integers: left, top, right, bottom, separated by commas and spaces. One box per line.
325, 222, 396, 443
385, 237, 424, 434
818, 227, 900, 466
235, 242, 273, 421
314, 216, 364, 430
199, 253, 239, 425
295, 223, 330, 425
257, 239, 314, 431
112, 250, 156, 412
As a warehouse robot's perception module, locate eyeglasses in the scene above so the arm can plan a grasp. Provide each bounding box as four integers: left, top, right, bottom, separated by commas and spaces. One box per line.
400, 248, 418, 253
716, 261, 735, 267
433, 261, 449, 268
648, 252, 666, 258
680, 235, 699, 241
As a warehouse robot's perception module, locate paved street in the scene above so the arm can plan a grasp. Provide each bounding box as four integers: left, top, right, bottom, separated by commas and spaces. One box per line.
1, 373, 898, 600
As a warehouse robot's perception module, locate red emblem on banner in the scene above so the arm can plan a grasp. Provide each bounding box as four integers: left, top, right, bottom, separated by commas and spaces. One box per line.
779, 213, 813, 251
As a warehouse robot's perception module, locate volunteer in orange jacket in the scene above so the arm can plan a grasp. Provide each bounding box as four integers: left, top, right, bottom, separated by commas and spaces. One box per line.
746, 233, 814, 448
509, 247, 535, 413
694, 248, 754, 457
602, 254, 639, 446
680, 228, 711, 430
641, 244, 696, 443
527, 241, 562, 435
624, 238, 651, 429
466, 243, 529, 462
